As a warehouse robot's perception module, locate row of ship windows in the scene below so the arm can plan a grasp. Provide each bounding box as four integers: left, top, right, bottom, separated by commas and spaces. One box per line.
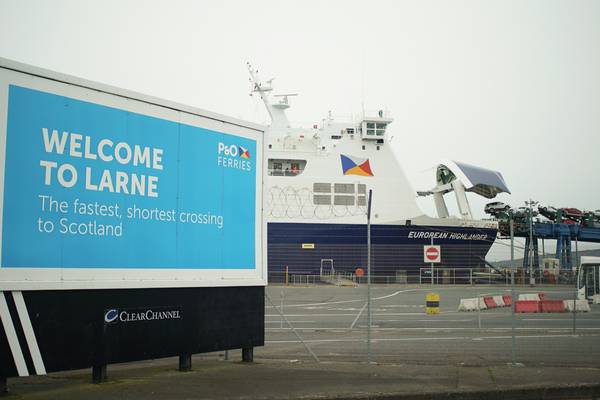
314, 194, 366, 206
314, 183, 366, 194
313, 183, 367, 206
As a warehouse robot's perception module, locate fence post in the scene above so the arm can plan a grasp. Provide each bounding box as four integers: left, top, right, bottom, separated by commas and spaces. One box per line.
430, 237, 434, 286
366, 189, 373, 364
573, 284, 577, 334
280, 289, 284, 329
510, 217, 517, 365
477, 286, 481, 333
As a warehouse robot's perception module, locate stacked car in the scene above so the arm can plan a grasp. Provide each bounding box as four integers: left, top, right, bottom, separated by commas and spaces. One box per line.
485, 202, 600, 227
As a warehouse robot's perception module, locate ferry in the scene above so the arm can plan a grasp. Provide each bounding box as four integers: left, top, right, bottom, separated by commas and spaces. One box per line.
248, 64, 510, 282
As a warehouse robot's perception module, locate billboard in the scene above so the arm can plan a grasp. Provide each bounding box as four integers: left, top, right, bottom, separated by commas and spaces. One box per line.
0, 66, 264, 290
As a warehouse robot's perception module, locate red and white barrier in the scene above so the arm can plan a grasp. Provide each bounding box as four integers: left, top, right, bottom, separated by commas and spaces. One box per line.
540, 300, 566, 313
458, 295, 511, 311
518, 293, 545, 301
515, 300, 540, 313
483, 296, 498, 309
493, 295, 505, 307
458, 297, 487, 311
564, 300, 591, 312
459, 292, 591, 313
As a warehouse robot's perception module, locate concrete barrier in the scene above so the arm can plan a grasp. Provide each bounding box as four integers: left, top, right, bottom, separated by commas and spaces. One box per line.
502, 295, 513, 307
540, 300, 566, 313
483, 296, 497, 309
518, 293, 542, 301
493, 295, 505, 307
515, 300, 540, 313
477, 297, 487, 310
458, 298, 477, 311
458, 297, 486, 311
564, 300, 591, 312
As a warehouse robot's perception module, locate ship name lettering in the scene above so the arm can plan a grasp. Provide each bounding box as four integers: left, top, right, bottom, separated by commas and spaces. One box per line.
408, 231, 449, 239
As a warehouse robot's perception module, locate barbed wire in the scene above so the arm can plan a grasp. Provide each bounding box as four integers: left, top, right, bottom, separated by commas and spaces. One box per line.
265, 185, 367, 219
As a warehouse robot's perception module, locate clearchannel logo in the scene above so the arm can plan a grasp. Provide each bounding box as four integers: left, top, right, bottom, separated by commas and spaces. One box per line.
217, 142, 252, 172
104, 308, 182, 324
104, 309, 119, 323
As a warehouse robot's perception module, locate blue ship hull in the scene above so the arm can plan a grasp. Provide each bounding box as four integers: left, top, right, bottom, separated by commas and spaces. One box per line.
267, 222, 497, 280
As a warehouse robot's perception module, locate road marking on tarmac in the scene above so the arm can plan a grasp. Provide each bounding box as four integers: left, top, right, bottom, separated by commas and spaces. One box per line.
265, 327, 600, 331
265, 333, 600, 344
266, 312, 443, 317
265, 289, 426, 309
522, 318, 597, 321
265, 321, 317, 324
350, 302, 368, 329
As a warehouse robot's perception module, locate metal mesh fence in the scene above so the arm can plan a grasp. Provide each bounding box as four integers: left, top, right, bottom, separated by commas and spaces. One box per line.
260, 283, 599, 366
258, 241, 600, 368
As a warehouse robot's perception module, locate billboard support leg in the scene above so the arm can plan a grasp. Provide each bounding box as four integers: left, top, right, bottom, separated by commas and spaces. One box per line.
92, 364, 107, 384
1, 376, 7, 394
179, 354, 192, 371
242, 347, 253, 362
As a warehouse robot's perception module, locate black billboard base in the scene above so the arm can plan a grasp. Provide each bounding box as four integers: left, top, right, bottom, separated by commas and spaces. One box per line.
92, 365, 107, 384
1, 287, 264, 384
179, 354, 192, 372
242, 347, 254, 362
1, 376, 7, 395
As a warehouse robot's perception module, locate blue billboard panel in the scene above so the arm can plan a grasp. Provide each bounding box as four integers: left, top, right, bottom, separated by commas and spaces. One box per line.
2, 85, 256, 269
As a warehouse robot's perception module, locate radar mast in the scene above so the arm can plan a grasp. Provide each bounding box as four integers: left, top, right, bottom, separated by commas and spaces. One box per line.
247, 62, 292, 132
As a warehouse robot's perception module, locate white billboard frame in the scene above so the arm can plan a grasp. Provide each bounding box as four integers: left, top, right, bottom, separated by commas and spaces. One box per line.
0, 59, 266, 290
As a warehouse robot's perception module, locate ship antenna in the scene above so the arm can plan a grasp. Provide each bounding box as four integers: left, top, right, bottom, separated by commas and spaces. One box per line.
246, 61, 291, 130
247, 62, 274, 120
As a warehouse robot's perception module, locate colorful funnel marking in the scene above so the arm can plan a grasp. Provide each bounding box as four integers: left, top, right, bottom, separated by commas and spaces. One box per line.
239, 146, 250, 159
340, 154, 374, 176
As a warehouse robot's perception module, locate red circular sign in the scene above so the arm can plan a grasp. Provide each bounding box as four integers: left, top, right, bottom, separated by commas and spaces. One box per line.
425, 247, 439, 261
355, 268, 365, 277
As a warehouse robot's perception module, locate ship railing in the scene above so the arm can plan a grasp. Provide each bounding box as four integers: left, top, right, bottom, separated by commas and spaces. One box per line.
267, 169, 302, 176
268, 268, 575, 285
288, 274, 320, 285
418, 267, 512, 285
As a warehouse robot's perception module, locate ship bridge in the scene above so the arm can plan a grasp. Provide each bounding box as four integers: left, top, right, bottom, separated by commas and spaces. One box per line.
418, 160, 510, 220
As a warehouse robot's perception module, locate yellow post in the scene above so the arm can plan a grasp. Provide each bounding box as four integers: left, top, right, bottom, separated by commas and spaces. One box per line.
426, 292, 440, 314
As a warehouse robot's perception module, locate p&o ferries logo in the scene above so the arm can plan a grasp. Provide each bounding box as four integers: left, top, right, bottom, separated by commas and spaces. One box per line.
217, 142, 252, 171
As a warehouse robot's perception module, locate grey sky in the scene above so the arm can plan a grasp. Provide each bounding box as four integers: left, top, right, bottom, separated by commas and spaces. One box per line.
1, 0, 599, 260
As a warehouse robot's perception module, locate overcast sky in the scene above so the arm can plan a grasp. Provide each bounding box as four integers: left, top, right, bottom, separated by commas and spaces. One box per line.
1, 0, 599, 260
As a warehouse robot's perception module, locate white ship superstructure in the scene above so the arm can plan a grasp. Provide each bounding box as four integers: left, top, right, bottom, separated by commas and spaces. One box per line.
248, 63, 510, 278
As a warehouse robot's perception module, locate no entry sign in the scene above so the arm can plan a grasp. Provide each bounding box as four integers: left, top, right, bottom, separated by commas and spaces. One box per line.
423, 245, 441, 263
